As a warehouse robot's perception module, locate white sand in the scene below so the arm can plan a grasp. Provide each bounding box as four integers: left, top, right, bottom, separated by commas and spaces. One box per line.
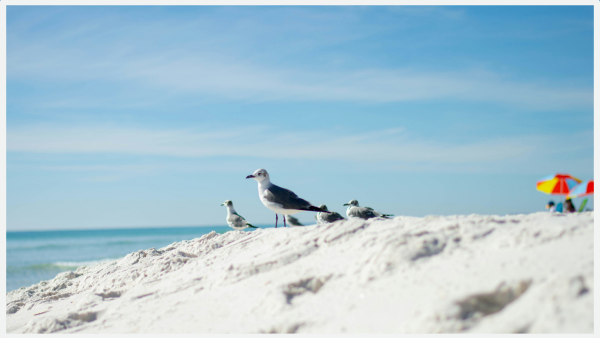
6, 212, 594, 333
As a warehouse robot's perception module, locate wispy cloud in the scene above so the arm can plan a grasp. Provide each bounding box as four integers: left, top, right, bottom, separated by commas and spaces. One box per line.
8, 38, 592, 110
124, 58, 592, 110
8, 47, 592, 111
7, 8, 592, 111
386, 6, 466, 20
7, 124, 591, 170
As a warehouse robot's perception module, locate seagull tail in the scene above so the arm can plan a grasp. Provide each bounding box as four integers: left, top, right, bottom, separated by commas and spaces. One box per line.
305, 205, 331, 213
381, 214, 394, 218
247, 224, 258, 228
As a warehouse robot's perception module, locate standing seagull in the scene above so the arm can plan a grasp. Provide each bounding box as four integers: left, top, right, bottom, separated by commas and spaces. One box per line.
343, 200, 393, 220
316, 205, 345, 225
221, 200, 258, 230
246, 168, 329, 228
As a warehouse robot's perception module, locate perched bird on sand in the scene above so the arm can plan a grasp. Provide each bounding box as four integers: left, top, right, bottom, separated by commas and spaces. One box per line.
316, 205, 345, 225
343, 200, 393, 220
221, 200, 258, 230
246, 168, 329, 228
285, 215, 303, 226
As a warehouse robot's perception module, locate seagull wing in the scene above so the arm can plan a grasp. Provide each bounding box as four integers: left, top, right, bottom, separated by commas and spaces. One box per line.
324, 212, 345, 223
348, 206, 377, 219
286, 215, 302, 226
264, 184, 315, 211
227, 214, 247, 227
365, 207, 393, 218
364, 206, 381, 216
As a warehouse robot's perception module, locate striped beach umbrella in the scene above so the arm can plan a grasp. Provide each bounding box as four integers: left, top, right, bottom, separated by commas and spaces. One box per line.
536, 173, 582, 195
567, 180, 594, 199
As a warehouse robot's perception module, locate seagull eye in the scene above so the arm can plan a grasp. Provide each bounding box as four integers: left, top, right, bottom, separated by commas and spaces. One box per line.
258, 173, 261, 176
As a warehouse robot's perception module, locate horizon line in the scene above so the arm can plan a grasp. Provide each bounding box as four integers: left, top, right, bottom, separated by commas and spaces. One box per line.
6, 210, 569, 232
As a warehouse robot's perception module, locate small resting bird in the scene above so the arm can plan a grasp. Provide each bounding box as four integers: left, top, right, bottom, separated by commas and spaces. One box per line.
246, 168, 329, 228
285, 215, 303, 226
221, 200, 258, 230
316, 204, 345, 225
343, 200, 393, 220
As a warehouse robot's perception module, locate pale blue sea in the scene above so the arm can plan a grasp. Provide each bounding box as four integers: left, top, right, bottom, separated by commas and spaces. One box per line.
6, 225, 263, 292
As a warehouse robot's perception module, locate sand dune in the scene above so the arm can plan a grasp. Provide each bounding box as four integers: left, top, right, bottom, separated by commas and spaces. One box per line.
6, 212, 593, 333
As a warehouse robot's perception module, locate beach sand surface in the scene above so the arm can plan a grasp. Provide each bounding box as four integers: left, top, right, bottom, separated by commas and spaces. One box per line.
6, 212, 594, 333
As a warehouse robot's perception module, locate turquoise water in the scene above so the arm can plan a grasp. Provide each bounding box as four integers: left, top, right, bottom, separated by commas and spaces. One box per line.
6, 225, 262, 292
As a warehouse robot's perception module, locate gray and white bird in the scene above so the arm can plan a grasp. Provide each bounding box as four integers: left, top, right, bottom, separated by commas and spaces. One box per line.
285, 215, 303, 227
316, 204, 345, 225
343, 200, 393, 220
221, 200, 258, 230
246, 168, 329, 228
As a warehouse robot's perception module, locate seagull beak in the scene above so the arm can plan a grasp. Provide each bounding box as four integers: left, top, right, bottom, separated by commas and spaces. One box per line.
221, 203, 225, 206
246, 175, 255, 179
343, 203, 349, 206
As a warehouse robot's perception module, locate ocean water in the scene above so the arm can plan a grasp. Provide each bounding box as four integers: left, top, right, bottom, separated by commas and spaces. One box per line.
6, 225, 260, 293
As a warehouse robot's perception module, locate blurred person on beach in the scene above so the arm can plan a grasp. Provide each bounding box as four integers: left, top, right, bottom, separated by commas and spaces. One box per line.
546, 201, 556, 212
564, 198, 577, 213
555, 201, 564, 213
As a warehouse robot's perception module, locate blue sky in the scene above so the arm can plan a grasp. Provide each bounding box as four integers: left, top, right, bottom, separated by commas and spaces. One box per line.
6, 6, 594, 231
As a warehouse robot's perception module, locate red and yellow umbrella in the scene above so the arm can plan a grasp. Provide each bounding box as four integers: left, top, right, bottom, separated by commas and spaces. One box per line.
536, 173, 582, 195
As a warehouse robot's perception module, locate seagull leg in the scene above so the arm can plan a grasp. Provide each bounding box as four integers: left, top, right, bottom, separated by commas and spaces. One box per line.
275, 214, 278, 228
283, 215, 287, 227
